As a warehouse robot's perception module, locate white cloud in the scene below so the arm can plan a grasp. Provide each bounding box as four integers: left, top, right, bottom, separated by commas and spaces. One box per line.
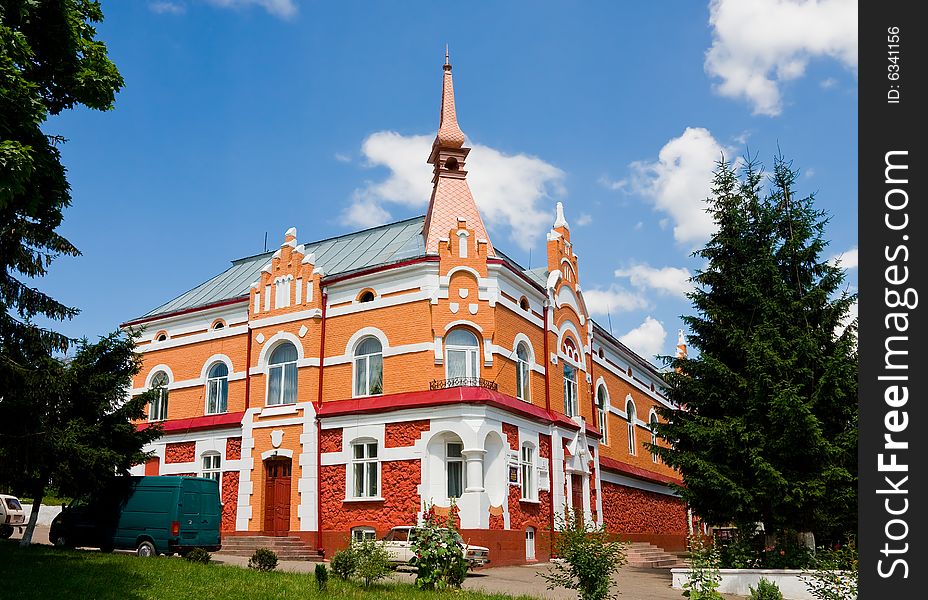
625, 127, 729, 246
334, 152, 351, 163
619, 316, 667, 359
581, 286, 649, 317
820, 77, 838, 89
615, 263, 694, 298
204, 0, 297, 18
706, 0, 858, 116
150, 1, 185, 14
598, 176, 627, 191
633, 221, 644, 231
340, 131, 565, 251
837, 299, 858, 337
830, 247, 858, 270
575, 213, 593, 226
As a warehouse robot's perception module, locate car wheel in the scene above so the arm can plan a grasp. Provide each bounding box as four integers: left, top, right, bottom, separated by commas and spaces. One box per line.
0, 525, 13, 539
54, 535, 72, 548
137, 540, 157, 557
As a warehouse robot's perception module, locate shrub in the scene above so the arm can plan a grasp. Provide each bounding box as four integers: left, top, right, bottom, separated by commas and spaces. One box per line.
330, 546, 357, 580
247, 547, 278, 572
314, 563, 328, 591
353, 538, 393, 587
539, 507, 627, 600
800, 541, 858, 600
183, 548, 212, 564
412, 502, 469, 590
683, 533, 723, 600
749, 578, 783, 600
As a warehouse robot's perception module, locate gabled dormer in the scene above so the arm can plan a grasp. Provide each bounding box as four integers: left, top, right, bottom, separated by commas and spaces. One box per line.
249, 227, 324, 319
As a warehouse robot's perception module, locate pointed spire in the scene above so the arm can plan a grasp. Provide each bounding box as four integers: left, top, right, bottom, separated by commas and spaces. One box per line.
554, 202, 569, 229
434, 48, 466, 149
676, 329, 687, 359
422, 52, 494, 257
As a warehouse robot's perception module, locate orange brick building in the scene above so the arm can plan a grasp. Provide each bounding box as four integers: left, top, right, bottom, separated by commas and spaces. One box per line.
124, 57, 688, 564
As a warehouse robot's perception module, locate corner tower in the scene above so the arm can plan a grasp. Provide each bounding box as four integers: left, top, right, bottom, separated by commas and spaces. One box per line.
422, 51, 495, 257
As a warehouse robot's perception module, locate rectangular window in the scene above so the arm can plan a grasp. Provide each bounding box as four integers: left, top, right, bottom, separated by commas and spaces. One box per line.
352, 442, 379, 498
206, 378, 228, 414
563, 365, 578, 417
275, 277, 292, 309
201, 454, 221, 482
521, 445, 536, 500
352, 527, 376, 542
150, 389, 168, 421
447, 442, 464, 499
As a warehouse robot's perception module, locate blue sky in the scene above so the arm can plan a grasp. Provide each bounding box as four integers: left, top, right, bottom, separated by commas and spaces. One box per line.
42, 0, 858, 361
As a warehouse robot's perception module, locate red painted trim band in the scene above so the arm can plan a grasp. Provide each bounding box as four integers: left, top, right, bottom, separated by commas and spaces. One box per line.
122, 296, 248, 328
137, 411, 246, 434
598, 455, 681, 486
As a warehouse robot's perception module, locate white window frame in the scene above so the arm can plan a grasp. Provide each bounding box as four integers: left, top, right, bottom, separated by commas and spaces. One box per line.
626, 398, 638, 455
201, 452, 221, 482
267, 343, 298, 406
650, 410, 660, 463
563, 364, 578, 417
520, 443, 537, 501
351, 440, 380, 499
205, 362, 229, 415
597, 385, 609, 445
353, 337, 384, 397
149, 371, 169, 422
446, 441, 465, 499
352, 526, 377, 543
445, 329, 480, 380
515, 342, 531, 402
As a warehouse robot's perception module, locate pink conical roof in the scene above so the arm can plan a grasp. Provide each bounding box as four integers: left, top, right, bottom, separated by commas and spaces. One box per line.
435, 57, 466, 148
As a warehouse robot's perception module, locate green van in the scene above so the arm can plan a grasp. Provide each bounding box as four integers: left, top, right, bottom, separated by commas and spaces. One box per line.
49, 476, 222, 556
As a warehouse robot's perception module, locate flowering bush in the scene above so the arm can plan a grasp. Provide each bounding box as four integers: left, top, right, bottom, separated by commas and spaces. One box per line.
411, 502, 469, 590
353, 538, 393, 587
800, 540, 858, 600
683, 533, 723, 600
539, 507, 627, 600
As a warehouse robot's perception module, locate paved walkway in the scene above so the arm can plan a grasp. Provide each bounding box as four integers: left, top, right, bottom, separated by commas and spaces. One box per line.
17, 526, 745, 600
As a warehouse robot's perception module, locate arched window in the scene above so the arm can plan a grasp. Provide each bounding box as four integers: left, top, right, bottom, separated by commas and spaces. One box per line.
563, 364, 578, 417
515, 342, 531, 402
205, 362, 229, 415
267, 343, 298, 406
351, 440, 379, 498
149, 371, 169, 422
626, 397, 638, 455
650, 411, 660, 463
445, 329, 479, 380
201, 452, 221, 481
597, 385, 609, 445
353, 337, 383, 397
519, 296, 530, 311
358, 289, 375, 303
520, 443, 537, 501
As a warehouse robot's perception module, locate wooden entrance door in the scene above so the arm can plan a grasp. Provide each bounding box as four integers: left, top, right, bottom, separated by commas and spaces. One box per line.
570, 474, 583, 526
263, 458, 292, 535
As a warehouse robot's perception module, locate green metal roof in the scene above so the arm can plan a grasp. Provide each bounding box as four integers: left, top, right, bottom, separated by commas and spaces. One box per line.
137, 216, 427, 320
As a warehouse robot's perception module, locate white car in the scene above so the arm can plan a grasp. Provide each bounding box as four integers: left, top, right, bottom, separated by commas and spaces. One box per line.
0, 494, 26, 539
382, 525, 490, 568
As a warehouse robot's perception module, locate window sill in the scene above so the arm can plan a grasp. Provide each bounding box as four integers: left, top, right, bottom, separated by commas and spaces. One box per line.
519, 498, 541, 504
343, 496, 385, 503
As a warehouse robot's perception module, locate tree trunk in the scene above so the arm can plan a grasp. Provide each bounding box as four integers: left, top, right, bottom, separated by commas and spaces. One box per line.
19, 484, 44, 548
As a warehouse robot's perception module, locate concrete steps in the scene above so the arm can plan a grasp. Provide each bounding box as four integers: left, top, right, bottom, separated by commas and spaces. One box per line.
625, 542, 689, 568
217, 535, 323, 561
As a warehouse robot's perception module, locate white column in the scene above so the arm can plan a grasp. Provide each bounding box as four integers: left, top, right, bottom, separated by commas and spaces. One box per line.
462, 449, 486, 493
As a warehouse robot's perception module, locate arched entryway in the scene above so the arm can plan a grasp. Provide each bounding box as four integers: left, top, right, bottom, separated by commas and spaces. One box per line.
263, 457, 292, 535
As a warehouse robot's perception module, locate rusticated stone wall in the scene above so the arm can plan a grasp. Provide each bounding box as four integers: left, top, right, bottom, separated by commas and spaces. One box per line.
165, 441, 195, 464
221, 471, 239, 531
320, 460, 420, 532
320, 427, 342, 453
600, 480, 687, 536
385, 420, 429, 447
502, 423, 519, 450
226, 437, 241, 460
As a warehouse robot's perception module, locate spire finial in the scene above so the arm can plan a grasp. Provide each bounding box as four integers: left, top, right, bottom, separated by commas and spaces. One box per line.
554, 201, 569, 229
445, 44, 450, 67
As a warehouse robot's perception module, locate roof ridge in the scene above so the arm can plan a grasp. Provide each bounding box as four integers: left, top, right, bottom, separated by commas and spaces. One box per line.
231, 214, 426, 265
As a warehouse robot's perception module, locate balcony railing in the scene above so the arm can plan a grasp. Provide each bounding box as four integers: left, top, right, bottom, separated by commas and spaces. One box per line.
429, 378, 498, 391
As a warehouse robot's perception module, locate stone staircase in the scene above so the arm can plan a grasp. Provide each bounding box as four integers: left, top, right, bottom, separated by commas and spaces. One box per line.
216, 535, 323, 561
624, 542, 689, 568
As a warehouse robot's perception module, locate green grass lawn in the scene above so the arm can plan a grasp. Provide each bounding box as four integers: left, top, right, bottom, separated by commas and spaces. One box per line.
0, 541, 535, 600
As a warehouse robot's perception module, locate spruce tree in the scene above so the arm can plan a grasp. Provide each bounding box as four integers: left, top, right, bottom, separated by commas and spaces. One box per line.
653, 155, 857, 547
